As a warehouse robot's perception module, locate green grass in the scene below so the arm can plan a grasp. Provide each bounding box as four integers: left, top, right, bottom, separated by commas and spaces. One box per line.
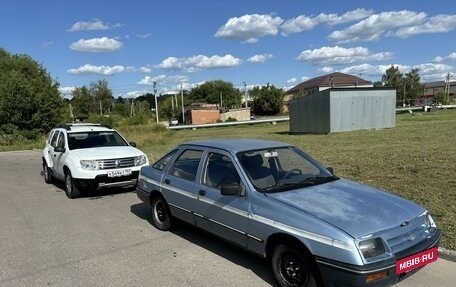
3, 109, 455, 249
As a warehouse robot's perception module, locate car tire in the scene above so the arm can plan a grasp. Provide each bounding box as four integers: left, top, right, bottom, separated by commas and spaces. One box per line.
65, 170, 81, 199
43, 161, 53, 184
272, 244, 319, 287
151, 195, 172, 231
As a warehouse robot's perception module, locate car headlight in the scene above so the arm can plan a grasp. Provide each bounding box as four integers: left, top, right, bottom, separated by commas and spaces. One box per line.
359, 238, 386, 260
80, 160, 100, 170
425, 213, 437, 230
135, 155, 147, 166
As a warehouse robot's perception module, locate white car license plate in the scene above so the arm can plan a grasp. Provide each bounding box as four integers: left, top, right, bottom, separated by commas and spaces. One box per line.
107, 169, 132, 178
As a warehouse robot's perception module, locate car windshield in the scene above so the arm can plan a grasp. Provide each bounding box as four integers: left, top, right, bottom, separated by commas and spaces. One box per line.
237, 146, 338, 193
67, 131, 128, 150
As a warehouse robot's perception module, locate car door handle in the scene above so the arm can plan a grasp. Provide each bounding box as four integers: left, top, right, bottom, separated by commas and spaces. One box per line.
164, 179, 171, 184
198, 190, 206, 196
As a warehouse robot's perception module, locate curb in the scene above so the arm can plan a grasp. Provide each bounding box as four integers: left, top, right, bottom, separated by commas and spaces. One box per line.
438, 247, 456, 263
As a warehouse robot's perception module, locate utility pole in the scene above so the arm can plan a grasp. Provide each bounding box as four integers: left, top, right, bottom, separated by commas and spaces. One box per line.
153, 81, 159, 123
180, 82, 185, 124
445, 72, 453, 103
243, 81, 248, 108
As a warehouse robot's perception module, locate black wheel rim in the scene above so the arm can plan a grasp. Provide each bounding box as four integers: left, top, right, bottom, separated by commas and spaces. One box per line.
155, 201, 166, 222
279, 251, 308, 285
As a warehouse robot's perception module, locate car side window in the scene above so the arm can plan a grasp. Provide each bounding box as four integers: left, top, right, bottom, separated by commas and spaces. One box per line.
170, 149, 203, 181
203, 152, 240, 190
50, 131, 59, 147
153, 149, 178, 170
57, 132, 65, 149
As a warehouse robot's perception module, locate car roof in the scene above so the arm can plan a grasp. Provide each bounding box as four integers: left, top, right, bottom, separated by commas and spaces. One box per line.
54, 124, 114, 133
182, 138, 291, 153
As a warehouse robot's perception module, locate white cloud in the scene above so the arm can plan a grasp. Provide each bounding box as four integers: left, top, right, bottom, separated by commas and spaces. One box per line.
334, 62, 454, 82
137, 75, 167, 85
157, 54, 242, 72
139, 65, 152, 73
319, 66, 334, 73
297, 46, 393, 65
281, 15, 317, 36
248, 53, 273, 63
396, 14, 456, 38
67, 64, 125, 75
433, 52, 456, 63
339, 63, 384, 76
281, 9, 374, 36
316, 8, 374, 26
59, 86, 76, 98
215, 14, 284, 43
328, 10, 427, 43
69, 37, 123, 53
68, 18, 121, 32
287, 77, 297, 84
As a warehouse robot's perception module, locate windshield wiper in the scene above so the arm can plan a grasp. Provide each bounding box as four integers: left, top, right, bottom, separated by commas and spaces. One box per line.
299, 175, 339, 184
262, 175, 339, 193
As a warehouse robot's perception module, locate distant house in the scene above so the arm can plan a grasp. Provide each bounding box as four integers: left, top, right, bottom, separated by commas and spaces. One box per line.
423, 80, 456, 103
284, 72, 373, 111
185, 104, 251, 125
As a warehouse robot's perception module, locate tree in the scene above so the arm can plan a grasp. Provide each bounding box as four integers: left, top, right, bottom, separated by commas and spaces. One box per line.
434, 91, 449, 105
381, 65, 404, 102
188, 80, 242, 108
71, 86, 93, 119
250, 84, 284, 116
0, 48, 62, 136
404, 68, 424, 103
90, 79, 113, 115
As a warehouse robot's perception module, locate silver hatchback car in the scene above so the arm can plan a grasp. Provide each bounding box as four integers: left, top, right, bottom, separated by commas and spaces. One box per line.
136, 139, 440, 287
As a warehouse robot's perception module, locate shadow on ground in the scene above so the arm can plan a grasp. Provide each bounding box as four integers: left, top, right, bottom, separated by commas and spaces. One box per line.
130, 202, 277, 287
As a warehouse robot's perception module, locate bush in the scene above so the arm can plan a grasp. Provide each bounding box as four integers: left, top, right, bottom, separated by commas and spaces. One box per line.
85, 115, 116, 128
151, 123, 167, 133
225, 117, 237, 122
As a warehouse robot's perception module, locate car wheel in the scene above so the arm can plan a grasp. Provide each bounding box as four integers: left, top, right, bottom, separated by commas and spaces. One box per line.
43, 161, 53, 184
65, 170, 81, 199
272, 244, 319, 287
151, 195, 172, 231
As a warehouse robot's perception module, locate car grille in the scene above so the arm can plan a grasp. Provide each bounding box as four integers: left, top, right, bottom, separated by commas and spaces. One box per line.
386, 218, 430, 254
98, 157, 137, 170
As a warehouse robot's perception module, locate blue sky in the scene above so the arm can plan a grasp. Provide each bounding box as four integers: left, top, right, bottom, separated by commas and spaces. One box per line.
1, 0, 455, 98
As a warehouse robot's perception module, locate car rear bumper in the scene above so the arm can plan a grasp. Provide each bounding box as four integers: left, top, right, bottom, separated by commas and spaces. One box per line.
316, 229, 441, 287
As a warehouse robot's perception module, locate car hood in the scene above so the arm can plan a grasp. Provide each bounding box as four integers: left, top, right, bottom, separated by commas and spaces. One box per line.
266, 178, 425, 238
71, 146, 145, 160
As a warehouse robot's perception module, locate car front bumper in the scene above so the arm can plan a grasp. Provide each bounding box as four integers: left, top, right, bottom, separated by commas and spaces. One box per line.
136, 186, 151, 206
316, 229, 441, 287
74, 171, 140, 191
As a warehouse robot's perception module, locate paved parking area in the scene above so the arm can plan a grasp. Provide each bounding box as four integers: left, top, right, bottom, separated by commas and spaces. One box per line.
0, 150, 454, 287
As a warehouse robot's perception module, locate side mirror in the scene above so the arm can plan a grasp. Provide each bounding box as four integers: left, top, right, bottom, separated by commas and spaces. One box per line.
129, 142, 137, 147
326, 167, 334, 174
54, 146, 65, 153
221, 183, 245, 197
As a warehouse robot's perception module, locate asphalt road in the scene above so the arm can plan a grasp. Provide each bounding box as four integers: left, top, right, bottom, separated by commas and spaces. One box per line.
0, 150, 454, 287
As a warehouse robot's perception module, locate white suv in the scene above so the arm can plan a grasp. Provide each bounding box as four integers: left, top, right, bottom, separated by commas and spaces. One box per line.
42, 123, 149, 198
